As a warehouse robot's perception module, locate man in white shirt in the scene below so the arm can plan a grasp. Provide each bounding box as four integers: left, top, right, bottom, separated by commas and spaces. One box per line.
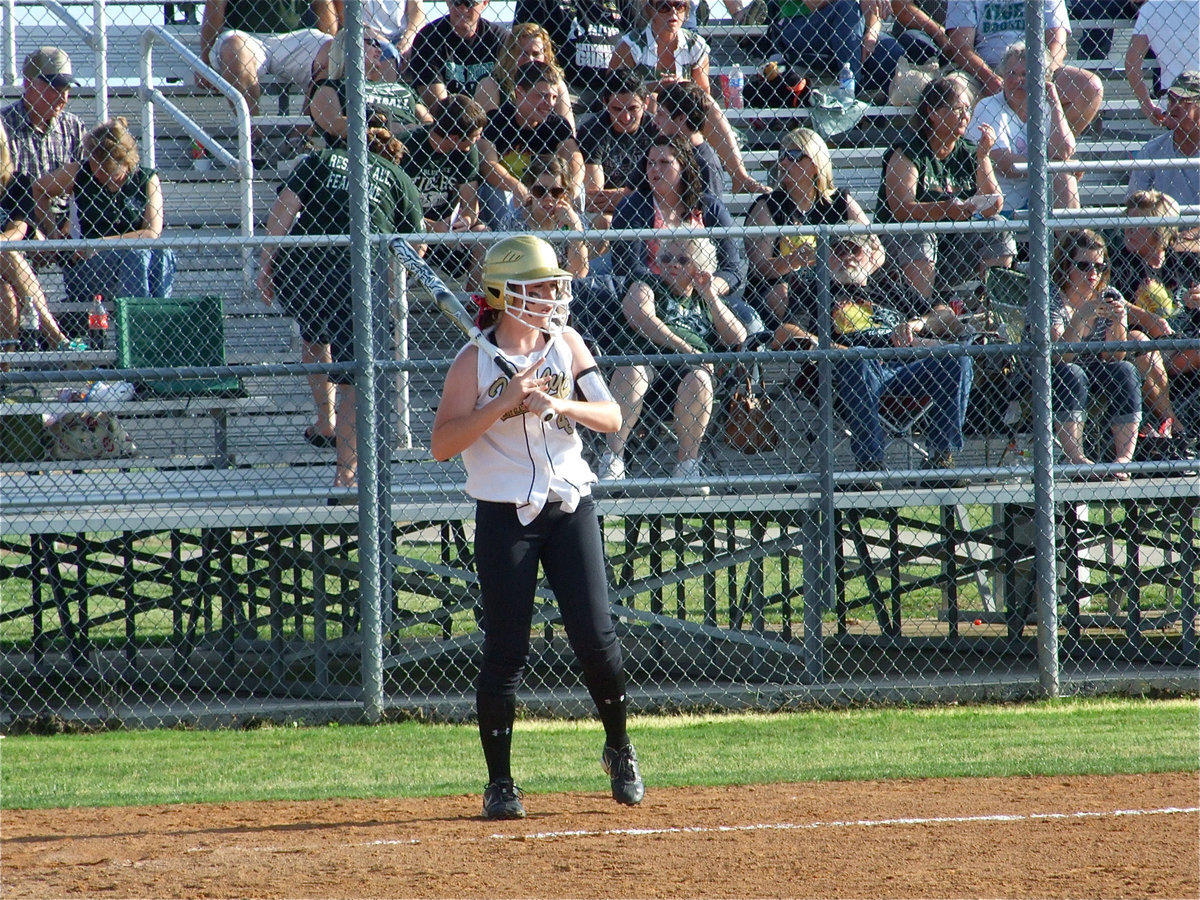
943, 0, 1103, 136
967, 41, 1080, 212
1124, 0, 1200, 126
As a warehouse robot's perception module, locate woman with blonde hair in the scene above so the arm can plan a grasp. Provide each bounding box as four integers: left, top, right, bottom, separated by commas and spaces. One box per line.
744, 127, 883, 326
0, 119, 82, 350
34, 117, 175, 306
474, 22, 575, 129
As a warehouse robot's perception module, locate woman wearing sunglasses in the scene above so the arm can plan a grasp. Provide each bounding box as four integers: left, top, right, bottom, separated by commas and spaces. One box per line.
307, 29, 431, 148
744, 126, 884, 327
474, 22, 576, 130
1045, 229, 1143, 479
513, 154, 589, 278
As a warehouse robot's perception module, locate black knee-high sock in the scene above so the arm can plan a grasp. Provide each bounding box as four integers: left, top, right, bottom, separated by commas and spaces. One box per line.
477, 691, 516, 783
586, 669, 630, 750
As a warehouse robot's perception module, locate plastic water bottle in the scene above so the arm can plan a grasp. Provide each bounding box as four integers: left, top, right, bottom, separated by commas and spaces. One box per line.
729, 64, 744, 109
88, 294, 109, 350
838, 61, 856, 103
19, 297, 39, 350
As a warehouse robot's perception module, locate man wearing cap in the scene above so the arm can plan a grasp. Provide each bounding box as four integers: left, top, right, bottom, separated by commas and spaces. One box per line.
1124, 0, 1200, 127
1128, 71, 1200, 236
1, 47, 86, 183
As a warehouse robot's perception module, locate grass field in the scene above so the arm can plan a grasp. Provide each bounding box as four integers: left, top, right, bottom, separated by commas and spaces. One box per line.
3, 697, 1196, 810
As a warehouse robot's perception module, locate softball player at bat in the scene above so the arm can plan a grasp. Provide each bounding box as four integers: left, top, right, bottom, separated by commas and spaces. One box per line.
430, 235, 645, 820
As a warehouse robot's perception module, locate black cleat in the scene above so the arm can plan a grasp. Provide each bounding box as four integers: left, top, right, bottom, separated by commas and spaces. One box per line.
482, 778, 526, 819
602, 743, 645, 806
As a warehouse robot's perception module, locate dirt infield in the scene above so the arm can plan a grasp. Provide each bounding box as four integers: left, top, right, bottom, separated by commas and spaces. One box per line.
3, 773, 1197, 898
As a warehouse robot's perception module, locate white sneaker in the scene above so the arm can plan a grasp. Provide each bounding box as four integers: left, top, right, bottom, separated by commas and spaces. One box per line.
672, 457, 710, 496
597, 450, 626, 481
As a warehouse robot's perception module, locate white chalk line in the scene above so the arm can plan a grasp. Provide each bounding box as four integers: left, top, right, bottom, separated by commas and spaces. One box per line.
488, 805, 1200, 842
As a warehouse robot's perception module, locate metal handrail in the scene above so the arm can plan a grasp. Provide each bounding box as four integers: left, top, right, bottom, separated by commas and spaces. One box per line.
139, 23, 254, 293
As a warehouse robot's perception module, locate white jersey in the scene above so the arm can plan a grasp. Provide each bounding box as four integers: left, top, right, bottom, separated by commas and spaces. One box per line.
461, 330, 597, 525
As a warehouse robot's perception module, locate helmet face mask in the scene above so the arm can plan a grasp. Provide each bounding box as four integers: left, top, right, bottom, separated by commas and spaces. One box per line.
482, 235, 573, 335
502, 277, 572, 335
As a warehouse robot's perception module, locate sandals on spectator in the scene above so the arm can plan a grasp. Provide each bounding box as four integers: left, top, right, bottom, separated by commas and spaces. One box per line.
304, 426, 336, 449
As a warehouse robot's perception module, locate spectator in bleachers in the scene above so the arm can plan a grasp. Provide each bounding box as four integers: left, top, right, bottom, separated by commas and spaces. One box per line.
400, 93, 488, 289
1127, 71, 1200, 218
788, 231, 976, 486
474, 23, 576, 129
1, 48, 86, 259
611, 134, 745, 303
1043, 229, 1142, 478
650, 81, 725, 196
406, 0, 509, 107
0, 119, 82, 351
1112, 188, 1180, 319
966, 41, 1080, 214
944, 0, 1103, 136
579, 71, 659, 229
1164, 237, 1200, 414
258, 121, 424, 487
478, 62, 584, 225
334, 0, 426, 60
200, 0, 337, 117
511, 155, 590, 276
308, 28, 431, 148
513, 0, 627, 93
597, 234, 747, 490
609, 1, 763, 192
1069, 0, 1143, 62
1124, 0, 1199, 126
743, 126, 883, 327
876, 77, 1014, 300
769, 0, 907, 101
34, 118, 176, 307
0, 48, 85, 184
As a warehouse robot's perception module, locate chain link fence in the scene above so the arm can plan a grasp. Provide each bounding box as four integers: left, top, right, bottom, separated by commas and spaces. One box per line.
1, 0, 1197, 732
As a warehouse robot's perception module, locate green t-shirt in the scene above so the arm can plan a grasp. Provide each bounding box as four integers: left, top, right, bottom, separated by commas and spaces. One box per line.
778, 1, 813, 18
223, 0, 303, 34
312, 78, 424, 147
875, 129, 980, 224
615, 276, 713, 355
279, 148, 424, 275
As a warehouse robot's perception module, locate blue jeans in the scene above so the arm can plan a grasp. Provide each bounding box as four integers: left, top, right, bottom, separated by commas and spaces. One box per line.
771, 0, 905, 96
64, 247, 177, 305
1051, 358, 1142, 426
835, 352, 974, 466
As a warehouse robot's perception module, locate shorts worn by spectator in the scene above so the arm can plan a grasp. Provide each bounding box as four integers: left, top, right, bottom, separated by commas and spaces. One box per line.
876, 78, 1014, 300
769, 0, 906, 100
965, 41, 1080, 213
1124, 0, 1200, 126
473, 22, 577, 129
34, 118, 177, 307
201, 0, 337, 116
790, 233, 975, 482
478, 61, 583, 227
406, 0, 509, 107
944, 0, 1103, 136
742, 126, 883, 328
334, 0, 426, 58
307, 28, 430, 148
257, 126, 424, 488
1127, 71, 1200, 211
599, 235, 748, 493
399, 94, 488, 287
